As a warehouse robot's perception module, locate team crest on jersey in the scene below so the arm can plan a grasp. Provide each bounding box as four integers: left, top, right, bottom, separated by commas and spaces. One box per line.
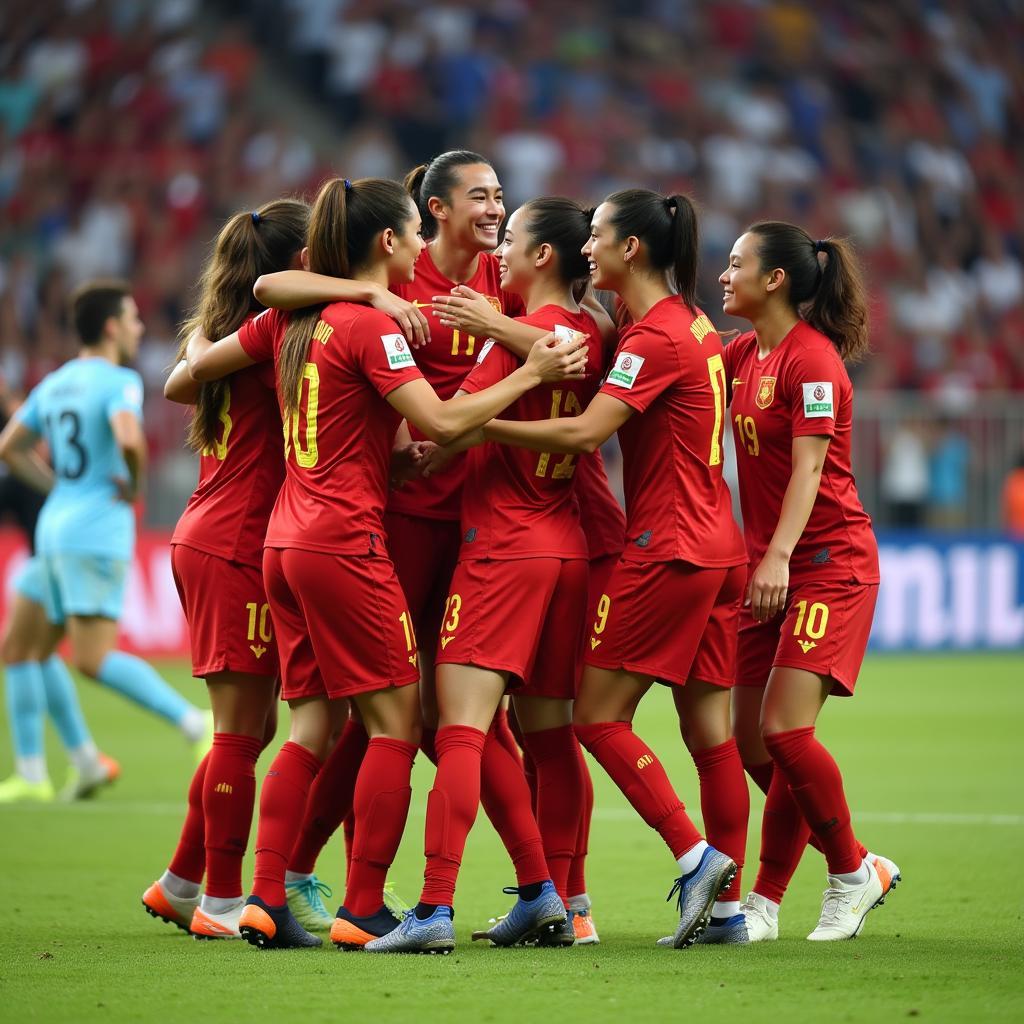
485, 295, 502, 313
755, 376, 776, 409
606, 351, 644, 390
381, 333, 415, 369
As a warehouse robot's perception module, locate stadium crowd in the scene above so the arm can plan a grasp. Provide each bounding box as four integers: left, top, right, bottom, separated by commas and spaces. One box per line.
0, 0, 1022, 521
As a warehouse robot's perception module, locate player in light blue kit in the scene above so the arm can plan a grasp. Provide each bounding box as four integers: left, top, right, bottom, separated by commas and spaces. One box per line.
0, 280, 209, 774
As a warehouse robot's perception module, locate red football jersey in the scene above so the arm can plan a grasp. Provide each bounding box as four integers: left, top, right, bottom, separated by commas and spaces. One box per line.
599, 296, 745, 567
238, 304, 423, 555
458, 305, 603, 560
574, 449, 625, 559
171, 316, 285, 568
723, 321, 879, 583
388, 247, 525, 522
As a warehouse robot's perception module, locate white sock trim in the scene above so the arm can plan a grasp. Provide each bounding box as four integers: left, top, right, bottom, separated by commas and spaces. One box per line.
676, 839, 709, 876
160, 868, 201, 899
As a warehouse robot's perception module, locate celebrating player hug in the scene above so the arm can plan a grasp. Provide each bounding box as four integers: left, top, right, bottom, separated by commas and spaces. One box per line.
30, 151, 900, 956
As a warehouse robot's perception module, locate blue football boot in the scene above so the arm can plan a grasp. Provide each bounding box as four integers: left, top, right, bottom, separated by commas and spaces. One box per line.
364, 906, 456, 954
471, 882, 566, 947
666, 847, 738, 949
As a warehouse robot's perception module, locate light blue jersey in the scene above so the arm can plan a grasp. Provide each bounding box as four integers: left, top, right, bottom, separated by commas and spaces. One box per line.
17, 357, 144, 562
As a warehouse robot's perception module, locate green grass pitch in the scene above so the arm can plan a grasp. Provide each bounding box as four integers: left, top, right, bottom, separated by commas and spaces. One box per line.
1, 653, 1022, 1023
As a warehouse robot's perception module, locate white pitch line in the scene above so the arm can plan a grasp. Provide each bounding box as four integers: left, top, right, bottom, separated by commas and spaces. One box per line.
2, 803, 1022, 827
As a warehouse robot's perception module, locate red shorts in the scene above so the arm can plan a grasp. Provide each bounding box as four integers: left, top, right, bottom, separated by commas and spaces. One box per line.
383, 511, 461, 652
262, 547, 420, 701
436, 557, 589, 699
585, 559, 745, 687
736, 579, 878, 696
171, 544, 278, 678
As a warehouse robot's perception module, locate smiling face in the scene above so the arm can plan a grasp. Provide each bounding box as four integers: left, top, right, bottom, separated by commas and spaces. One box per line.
720, 231, 772, 318
386, 199, 426, 284
431, 162, 504, 252
497, 206, 539, 295
582, 202, 627, 293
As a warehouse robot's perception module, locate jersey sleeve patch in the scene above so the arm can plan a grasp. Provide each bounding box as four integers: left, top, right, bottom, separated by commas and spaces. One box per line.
605, 351, 645, 390
381, 333, 416, 370
801, 381, 834, 418
476, 338, 495, 364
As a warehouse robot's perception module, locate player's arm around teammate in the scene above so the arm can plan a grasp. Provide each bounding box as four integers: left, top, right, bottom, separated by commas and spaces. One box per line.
479, 191, 751, 948
142, 200, 312, 941
182, 177, 585, 951
370, 198, 611, 953
718, 222, 898, 942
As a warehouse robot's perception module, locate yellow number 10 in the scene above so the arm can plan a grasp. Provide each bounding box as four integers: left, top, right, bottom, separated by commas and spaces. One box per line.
283, 362, 320, 468
706, 353, 726, 467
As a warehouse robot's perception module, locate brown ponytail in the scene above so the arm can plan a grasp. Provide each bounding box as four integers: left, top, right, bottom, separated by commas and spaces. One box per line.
176, 198, 308, 452
278, 176, 416, 418
748, 221, 869, 363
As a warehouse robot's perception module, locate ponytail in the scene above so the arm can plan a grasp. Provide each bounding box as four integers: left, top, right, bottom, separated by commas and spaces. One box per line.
279, 176, 416, 417
404, 150, 491, 241
177, 198, 309, 452
605, 188, 699, 310
520, 196, 592, 284
748, 222, 869, 363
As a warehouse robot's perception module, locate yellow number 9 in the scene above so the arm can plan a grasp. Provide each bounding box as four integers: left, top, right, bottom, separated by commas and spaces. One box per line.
593, 594, 611, 635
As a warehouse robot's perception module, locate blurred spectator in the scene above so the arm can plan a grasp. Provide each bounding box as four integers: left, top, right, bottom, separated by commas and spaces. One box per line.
927, 419, 970, 529
0, 0, 1021, 529
881, 423, 930, 528
1003, 453, 1024, 537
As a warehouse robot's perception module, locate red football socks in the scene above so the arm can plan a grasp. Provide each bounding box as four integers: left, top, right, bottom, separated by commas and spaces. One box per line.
251, 741, 321, 906
754, 765, 812, 903
691, 738, 748, 902
567, 742, 594, 898
494, 706, 523, 762
203, 733, 263, 898
168, 752, 209, 883
343, 813, 355, 876
576, 721, 701, 859
480, 725, 549, 888
287, 719, 369, 876
420, 726, 438, 765
744, 759, 775, 796
762, 726, 862, 876
520, 725, 585, 902
344, 737, 416, 917
421, 725, 487, 906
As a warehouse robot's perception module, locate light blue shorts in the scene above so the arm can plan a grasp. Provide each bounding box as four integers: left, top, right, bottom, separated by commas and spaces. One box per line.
11, 555, 52, 612
38, 553, 129, 624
